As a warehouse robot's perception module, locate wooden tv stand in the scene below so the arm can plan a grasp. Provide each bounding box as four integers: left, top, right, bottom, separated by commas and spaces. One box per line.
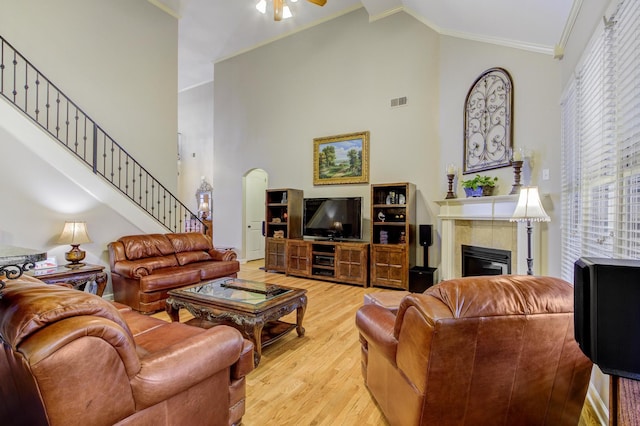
285, 239, 369, 287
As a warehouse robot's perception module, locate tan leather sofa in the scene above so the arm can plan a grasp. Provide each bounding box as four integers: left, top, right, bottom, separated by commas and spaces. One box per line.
108, 232, 240, 313
0, 276, 254, 426
356, 275, 593, 426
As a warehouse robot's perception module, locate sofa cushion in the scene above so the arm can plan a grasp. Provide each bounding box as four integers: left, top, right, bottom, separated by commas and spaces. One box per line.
183, 261, 240, 280
119, 234, 176, 260
176, 250, 212, 266
166, 232, 212, 253
139, 268, 201, 293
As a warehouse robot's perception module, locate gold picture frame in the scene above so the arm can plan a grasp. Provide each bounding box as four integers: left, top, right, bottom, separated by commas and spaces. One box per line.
313, 131, 370, 185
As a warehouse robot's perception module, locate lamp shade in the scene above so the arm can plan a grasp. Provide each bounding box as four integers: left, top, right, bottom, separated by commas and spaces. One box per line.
57, 221, 92, 245
510, 187, 550, 222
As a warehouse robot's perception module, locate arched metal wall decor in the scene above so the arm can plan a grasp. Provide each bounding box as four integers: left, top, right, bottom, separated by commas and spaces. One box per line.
463, 67, 513, 174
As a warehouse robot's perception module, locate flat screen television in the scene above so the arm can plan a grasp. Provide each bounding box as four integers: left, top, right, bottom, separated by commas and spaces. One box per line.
303, 197, 362, 240
574, 257, 640, 380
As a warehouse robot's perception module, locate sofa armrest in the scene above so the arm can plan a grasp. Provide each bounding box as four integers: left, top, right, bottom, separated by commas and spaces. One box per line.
130, 325, 245, 409
232, 339, 255, 380
112, 260, 152, 278
355, 304, 398, 364
209, 248, 237, 261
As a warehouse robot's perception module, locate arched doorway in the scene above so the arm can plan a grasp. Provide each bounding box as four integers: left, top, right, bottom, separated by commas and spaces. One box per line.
243, 169, 268, 261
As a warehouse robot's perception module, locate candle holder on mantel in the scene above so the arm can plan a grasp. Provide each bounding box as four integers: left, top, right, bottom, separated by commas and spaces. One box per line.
509, 160, 524, 195
445, 174, 457, 199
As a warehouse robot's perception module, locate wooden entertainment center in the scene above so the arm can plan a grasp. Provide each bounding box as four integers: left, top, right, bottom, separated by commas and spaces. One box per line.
285, 239, 369, 287
264, 183, 415, 289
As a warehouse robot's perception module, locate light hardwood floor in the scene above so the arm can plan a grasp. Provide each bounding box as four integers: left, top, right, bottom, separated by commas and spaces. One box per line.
153, 260, 601, 426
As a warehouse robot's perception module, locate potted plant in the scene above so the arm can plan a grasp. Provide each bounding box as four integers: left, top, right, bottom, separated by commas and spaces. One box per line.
461, 174, 498, 197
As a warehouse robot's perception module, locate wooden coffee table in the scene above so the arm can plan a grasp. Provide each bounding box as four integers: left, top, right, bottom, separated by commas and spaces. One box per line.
166, 277, 307, 366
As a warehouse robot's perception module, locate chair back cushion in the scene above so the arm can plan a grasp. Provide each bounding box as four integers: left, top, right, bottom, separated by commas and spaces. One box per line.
0, 280, 132, 348
423, 274, 573, 318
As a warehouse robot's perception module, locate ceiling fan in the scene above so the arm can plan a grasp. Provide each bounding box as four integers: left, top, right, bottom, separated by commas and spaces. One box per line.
257, 0, 327, 21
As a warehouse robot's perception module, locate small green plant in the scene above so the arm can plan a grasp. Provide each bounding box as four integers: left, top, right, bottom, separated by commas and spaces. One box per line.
461, 174, 498, 190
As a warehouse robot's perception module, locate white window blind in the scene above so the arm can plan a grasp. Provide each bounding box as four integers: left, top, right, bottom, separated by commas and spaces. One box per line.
561, 0, 640, 282
615, 0, 640, 259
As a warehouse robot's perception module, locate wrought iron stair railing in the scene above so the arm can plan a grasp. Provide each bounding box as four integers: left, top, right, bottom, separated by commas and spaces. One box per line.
0, 35, 205, 234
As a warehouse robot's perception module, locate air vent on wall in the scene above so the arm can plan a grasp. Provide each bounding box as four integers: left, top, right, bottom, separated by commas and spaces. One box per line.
390, 96, 408, 108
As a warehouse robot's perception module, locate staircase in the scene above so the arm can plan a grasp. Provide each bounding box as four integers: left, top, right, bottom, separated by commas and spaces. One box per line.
0, 35, 204, 234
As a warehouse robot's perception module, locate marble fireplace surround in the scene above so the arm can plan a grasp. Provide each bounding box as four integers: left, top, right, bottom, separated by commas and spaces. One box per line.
436, 195, 542, 280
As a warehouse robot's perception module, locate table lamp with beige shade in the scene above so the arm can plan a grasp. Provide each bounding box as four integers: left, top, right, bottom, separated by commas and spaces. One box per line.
510, 187, 550, 275
57, 221, 92, 268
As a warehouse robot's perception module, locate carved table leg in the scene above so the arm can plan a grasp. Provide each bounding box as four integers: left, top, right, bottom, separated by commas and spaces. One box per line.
95, 272, 108, 297
165, 299, 180, 322
249, 320, 265, 366
296, 295, 307, 337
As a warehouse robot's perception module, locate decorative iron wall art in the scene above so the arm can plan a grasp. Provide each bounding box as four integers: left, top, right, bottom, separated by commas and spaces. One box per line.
463, 67, 513, 174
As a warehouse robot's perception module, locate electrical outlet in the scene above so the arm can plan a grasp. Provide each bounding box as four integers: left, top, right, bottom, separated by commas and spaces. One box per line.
542, 169, 549, 180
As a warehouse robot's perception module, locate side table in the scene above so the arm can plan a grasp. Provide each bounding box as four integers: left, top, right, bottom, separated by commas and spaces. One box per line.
27, 264, 108, 297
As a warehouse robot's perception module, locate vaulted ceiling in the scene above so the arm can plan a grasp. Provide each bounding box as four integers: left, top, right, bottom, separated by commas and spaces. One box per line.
148, 0, 579, 92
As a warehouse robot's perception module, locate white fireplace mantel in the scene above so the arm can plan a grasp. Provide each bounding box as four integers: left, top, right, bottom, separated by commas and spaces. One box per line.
436, 195, 543, 280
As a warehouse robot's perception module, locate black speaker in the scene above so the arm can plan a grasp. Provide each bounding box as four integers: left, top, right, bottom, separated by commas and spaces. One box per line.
574, 257, 640, 380
419, 225, 432, 247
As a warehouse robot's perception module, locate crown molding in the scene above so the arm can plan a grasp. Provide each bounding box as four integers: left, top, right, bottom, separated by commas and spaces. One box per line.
368, 6, 404, 23
147, 0, 181, 19
214, 4, 364, 65
554, 0, 584, 59
404, 7, 555, 57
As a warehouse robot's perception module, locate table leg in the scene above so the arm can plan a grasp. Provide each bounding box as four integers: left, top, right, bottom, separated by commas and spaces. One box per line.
95, 272, 107, 297
296, 295, 307, 337
249, 321, 265, 366
165, 299, 180, 322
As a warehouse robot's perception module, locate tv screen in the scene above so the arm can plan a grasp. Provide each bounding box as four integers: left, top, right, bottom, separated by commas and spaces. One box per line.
303, 197, 362, 240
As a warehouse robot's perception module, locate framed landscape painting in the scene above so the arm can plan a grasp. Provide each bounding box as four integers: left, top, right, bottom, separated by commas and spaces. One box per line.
313, 131, 370, 185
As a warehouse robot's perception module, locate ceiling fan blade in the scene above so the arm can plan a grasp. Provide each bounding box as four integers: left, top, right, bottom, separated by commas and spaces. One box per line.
307, 0, 327, 6
274, 0, 283, 21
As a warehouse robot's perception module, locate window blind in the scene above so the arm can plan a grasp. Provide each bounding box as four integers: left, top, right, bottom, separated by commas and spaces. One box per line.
560, 0, 640, 282
614, 0, 640, 259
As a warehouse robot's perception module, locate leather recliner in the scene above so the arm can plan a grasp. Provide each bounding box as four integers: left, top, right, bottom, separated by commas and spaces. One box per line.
0, 276, 254, 426
356, 275, 593, 426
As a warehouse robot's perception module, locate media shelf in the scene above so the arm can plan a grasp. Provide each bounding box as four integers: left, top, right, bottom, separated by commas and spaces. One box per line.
285, 240, 369, 287
370, 182, 416, 290
264, 188, 303, 272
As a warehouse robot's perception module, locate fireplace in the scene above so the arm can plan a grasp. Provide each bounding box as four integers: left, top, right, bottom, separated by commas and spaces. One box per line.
437, 195, 543, 279
462, 245, 511, 277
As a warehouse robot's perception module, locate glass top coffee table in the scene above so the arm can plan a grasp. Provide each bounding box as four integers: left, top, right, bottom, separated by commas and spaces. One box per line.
166, 277, 307, 366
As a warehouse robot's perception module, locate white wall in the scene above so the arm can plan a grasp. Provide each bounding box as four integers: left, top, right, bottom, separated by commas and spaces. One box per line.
0, 0, 179, 190
214, 9, 440, 254
437, 37, 562, 276
178, 82, 214, 212
212, 8, 563, 275
0, 0, 178, 297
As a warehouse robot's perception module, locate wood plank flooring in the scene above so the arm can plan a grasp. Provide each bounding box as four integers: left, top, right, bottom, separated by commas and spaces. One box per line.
153, 260, 601, 426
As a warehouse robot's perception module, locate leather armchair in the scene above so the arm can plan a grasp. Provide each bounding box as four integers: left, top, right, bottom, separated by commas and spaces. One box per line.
0, 277, 254, 426
356, 275, 593, 426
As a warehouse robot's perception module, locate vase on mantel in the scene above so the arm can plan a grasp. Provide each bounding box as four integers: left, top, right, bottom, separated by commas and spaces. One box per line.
464, 186, 494, 197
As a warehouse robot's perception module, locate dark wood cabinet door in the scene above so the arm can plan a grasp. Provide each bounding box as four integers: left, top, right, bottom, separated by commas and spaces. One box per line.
371, 245, 407, 289
265, 238, 287, 272
287, 241, 310, 276
336, 245, 368, 285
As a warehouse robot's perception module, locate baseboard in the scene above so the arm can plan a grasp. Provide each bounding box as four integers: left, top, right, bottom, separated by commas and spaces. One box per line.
586, 382, 608, 425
